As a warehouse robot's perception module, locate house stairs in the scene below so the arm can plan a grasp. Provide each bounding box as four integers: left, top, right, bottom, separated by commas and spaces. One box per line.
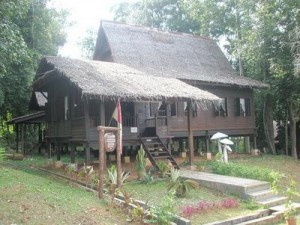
140, 136, 179, 170
180, 170, 300, 225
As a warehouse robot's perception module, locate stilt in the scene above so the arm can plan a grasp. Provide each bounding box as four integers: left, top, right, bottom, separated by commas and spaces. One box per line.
84, 143, 91, 165
56, 142, 61, 161
70, 143, 76, 163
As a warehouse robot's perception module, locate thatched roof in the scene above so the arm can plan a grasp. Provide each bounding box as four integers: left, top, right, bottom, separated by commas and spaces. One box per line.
34, 56, 219, 104
7, 111, 45, 125
94, 20, 268, 89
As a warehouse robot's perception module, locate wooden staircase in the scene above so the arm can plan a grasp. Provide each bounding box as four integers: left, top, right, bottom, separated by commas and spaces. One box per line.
140, 136, 179, 170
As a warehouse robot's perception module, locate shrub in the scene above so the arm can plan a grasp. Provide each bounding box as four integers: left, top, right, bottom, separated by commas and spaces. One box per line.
167, 168, 198, 197
181, 198, 239, 217
157, 161, 170, 178
104, 165, 130, 198
208, 161, 283, 183
0, 145, 5, 161
135, 145, 147, 179
149, 193, 176, 225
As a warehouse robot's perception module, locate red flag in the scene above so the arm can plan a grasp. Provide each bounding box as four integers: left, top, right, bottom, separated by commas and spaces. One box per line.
112, 99, 122, 154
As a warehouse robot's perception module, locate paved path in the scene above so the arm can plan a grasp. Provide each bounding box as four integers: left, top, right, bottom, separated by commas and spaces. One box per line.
180, 169, 270, 199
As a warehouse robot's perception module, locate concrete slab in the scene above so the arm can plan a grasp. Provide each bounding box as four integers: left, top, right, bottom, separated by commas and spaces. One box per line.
180, 169, 270, 198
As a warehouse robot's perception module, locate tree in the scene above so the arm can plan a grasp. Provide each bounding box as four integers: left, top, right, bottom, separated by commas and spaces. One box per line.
0, 0, 68, 136
112, 0, 200, 33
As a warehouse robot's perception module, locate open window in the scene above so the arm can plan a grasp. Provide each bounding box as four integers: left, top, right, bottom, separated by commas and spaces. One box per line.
170, 102, 177, 116
213, 98, 227, 117
184, 102, 197, 117
234, 98, 251, 117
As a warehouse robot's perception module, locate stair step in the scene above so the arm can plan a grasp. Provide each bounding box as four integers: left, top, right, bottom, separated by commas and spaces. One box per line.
153, 156, 171, 160
237, 214, 278, 225
257, 196, 287, 207
247, 189, 276, 201
245, 183, 270, 194
150, 151, 169, 155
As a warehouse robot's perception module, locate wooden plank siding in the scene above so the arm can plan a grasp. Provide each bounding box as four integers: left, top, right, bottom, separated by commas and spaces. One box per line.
165, 86, 256, 137
43, 76, 256, 150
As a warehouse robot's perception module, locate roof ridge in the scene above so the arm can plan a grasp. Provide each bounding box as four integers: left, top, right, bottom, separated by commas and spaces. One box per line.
100, 20, 213, 42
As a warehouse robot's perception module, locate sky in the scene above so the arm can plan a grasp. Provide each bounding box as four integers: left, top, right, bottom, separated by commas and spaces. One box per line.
49, 0, 127, 58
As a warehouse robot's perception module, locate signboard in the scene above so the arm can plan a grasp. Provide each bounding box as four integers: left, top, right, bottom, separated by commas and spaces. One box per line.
131, 127, 138, 133
104, 132, 116, 152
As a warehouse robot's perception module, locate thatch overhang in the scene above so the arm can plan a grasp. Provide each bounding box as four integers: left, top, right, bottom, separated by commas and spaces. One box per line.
7, 111, 45, 125
33, 56, 220, 105
94, 20, 269, 89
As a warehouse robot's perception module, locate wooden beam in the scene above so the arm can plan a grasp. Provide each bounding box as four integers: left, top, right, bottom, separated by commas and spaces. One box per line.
187, 101, 194, 165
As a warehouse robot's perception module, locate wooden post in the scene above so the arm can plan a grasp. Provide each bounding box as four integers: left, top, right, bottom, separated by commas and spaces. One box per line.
205, 131, 209, 152
98, 126, 121, 199
187, 101, 194, 165
38, 123, 42, 154
21, 124, 25, 155
57, 142, 61, 161
116, 130, 121, 188
47, 141, 51, 159
16, 124, 19, 153
98, 128, 105, 199
84, 143, 91, 165
70, 143, 76, 163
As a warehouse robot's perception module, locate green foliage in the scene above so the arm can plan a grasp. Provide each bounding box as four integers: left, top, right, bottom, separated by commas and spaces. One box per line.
112, 0, 200, 33
104, 165, 130, 195
148, 193, 176, 225
167, 168, 198, 197
131, 203, 150, 223
135, 145, 147, 179
0, 0, 68, 125
0, 144, 5, 161
209, 161, 283, 183
140, 169, 154, 184
156, 161, 170, 178
243, 199, 261, 210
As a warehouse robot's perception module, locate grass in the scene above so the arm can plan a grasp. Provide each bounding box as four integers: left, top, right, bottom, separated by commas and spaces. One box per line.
0, 163, 137, 225
3, 153, 300, 225
122, 179, 258, 224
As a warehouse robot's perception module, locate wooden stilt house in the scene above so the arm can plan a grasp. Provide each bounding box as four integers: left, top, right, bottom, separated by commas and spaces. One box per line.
32, 56, 219, 165
93, 20, 268, 154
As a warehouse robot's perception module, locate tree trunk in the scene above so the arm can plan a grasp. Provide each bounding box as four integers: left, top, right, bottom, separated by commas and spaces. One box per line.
263, 94, 276, 154
288, 101, 298, 160
285, 111, 289, 155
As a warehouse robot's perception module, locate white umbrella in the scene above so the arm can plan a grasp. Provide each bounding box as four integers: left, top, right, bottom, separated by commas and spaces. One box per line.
220, 138, 233, 164
220, 138, 234, 145
210, 132, 228, 154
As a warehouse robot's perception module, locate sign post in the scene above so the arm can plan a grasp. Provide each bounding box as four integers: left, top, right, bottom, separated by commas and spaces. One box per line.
97, 126, 121, 199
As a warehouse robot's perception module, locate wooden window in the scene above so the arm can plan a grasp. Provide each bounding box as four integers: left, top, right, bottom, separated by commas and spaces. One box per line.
73, 89, 83, 118
170, 102, 177, 116
214, 98, 227, 117
184, 102, 197, 117
149, 102, 155, 117
89, 100, 100, 127
234, 97, 251, 117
